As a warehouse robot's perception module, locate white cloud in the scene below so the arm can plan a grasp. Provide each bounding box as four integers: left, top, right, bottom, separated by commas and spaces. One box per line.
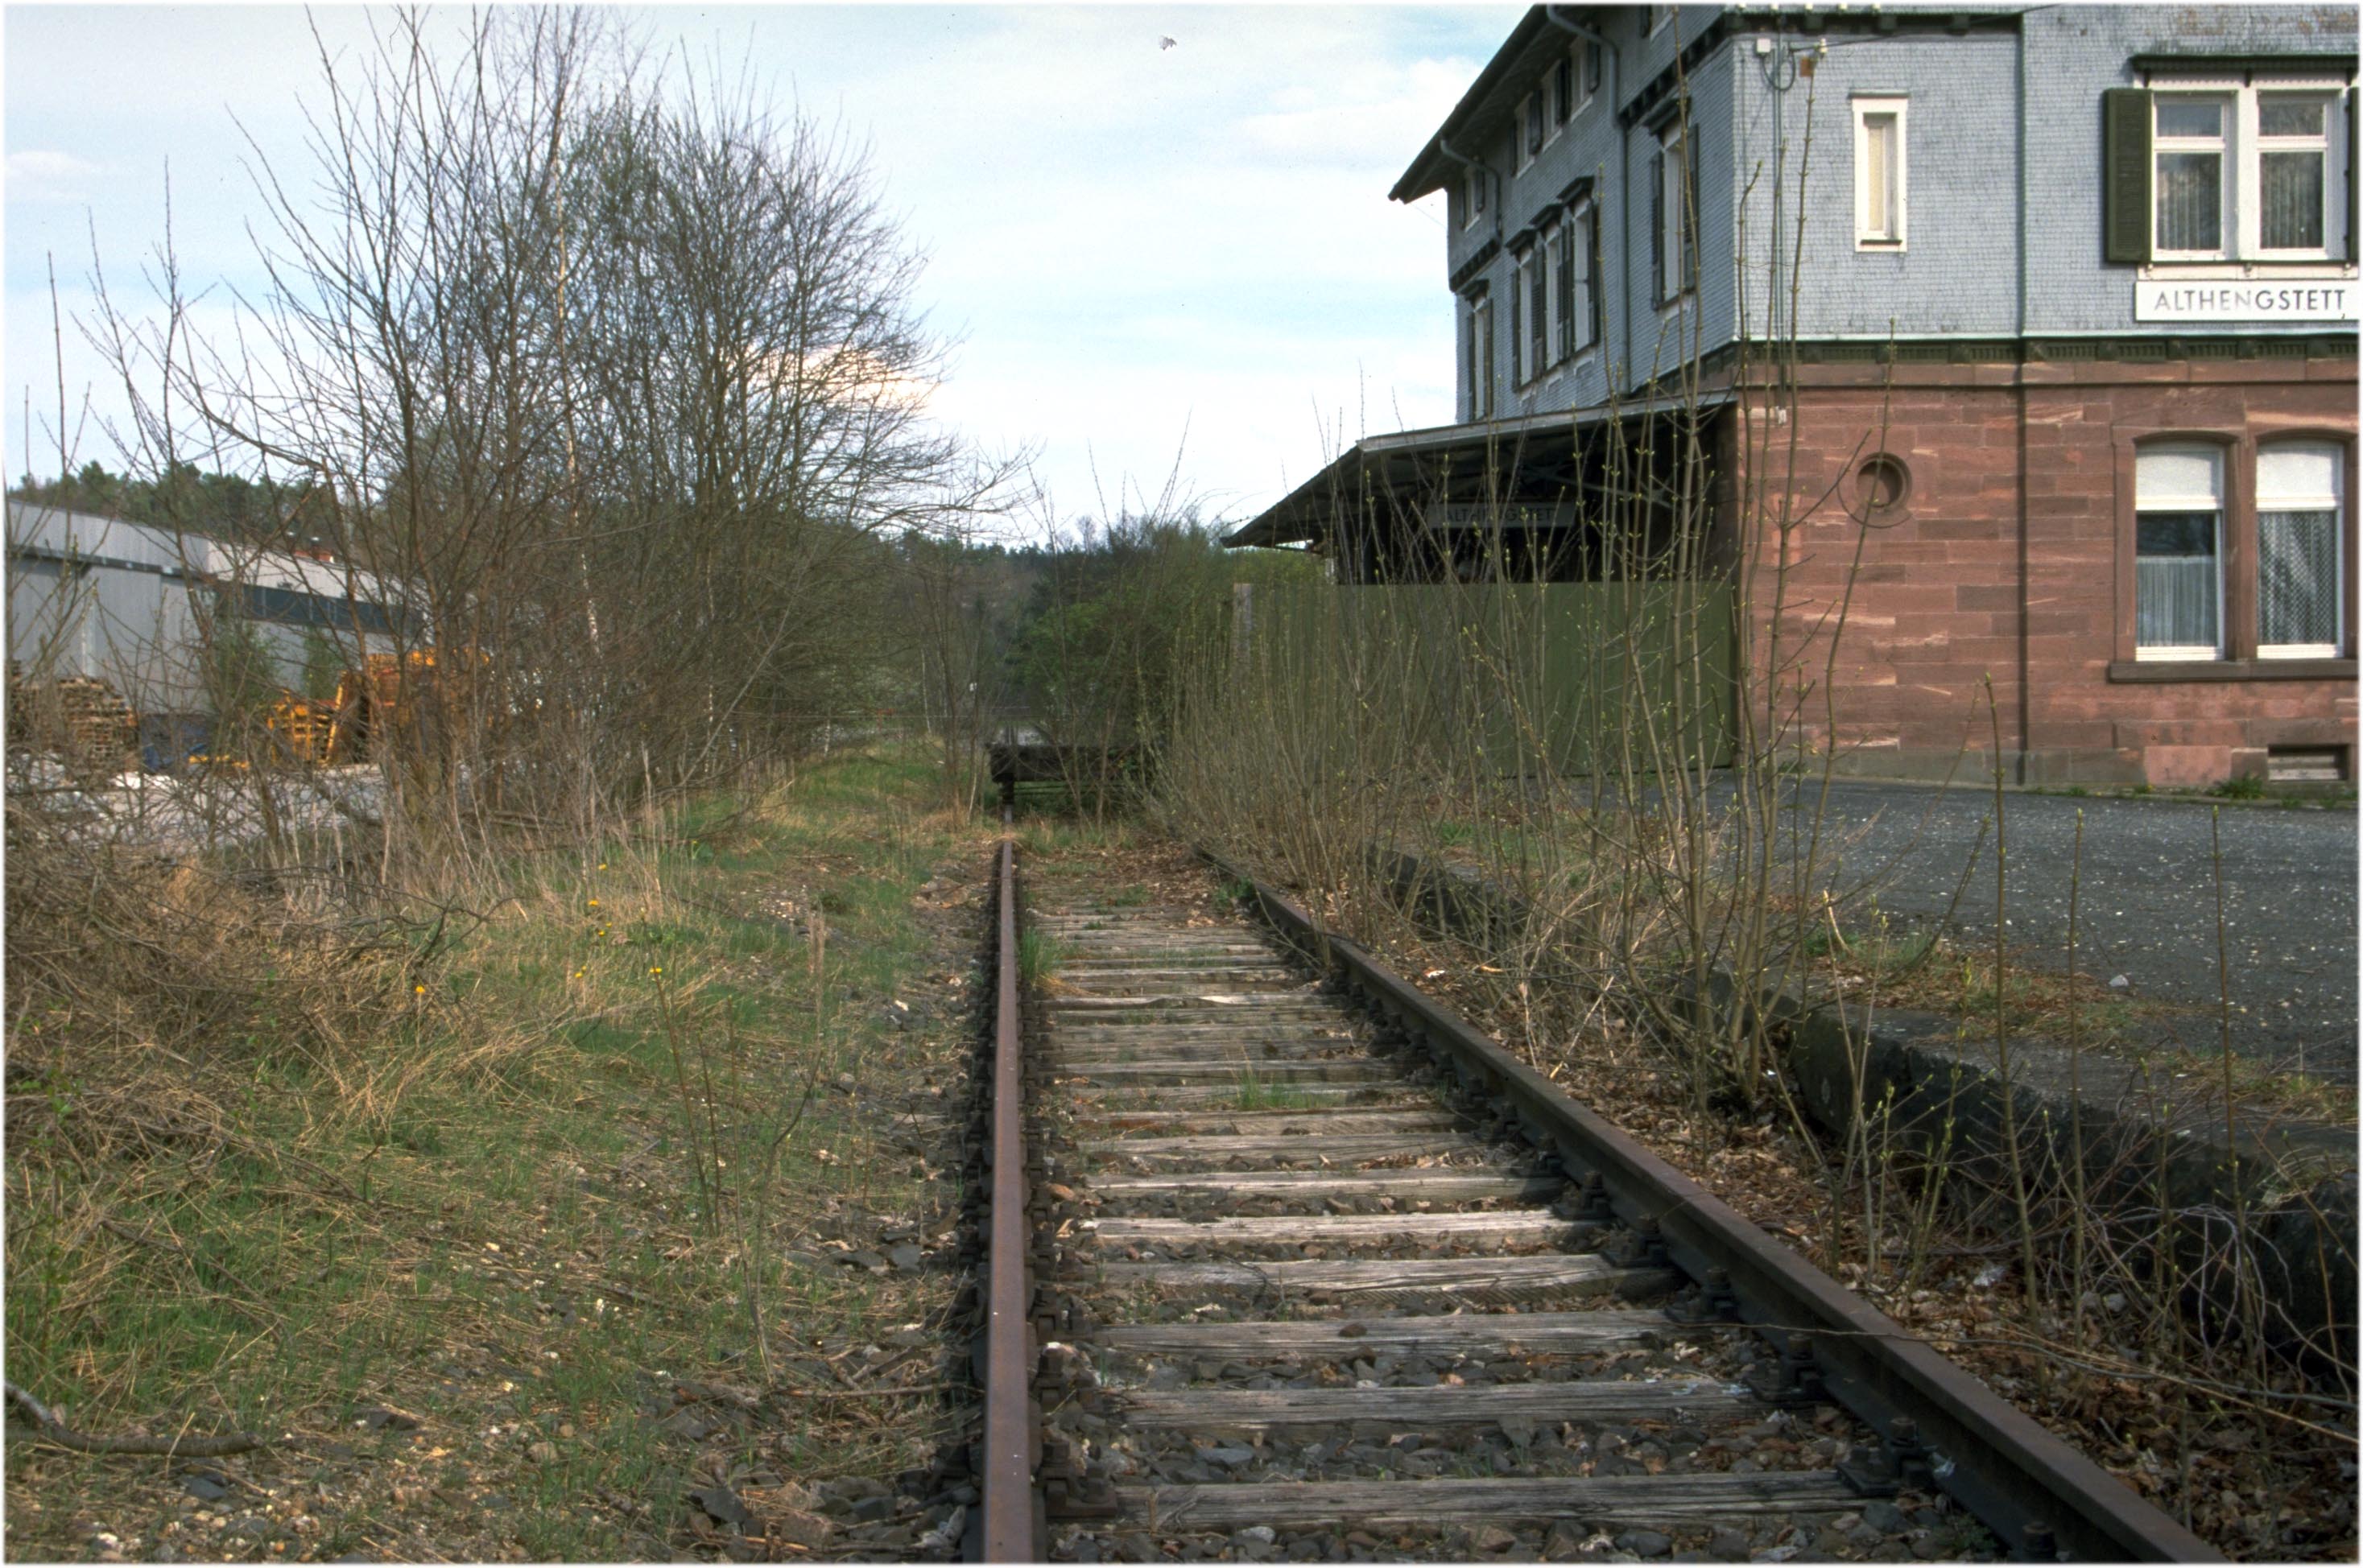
1229, 55, 1479, 169
6, 150, 103, 204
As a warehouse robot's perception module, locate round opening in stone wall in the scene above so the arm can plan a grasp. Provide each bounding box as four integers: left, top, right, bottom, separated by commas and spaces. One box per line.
1852, 453, 1912, 522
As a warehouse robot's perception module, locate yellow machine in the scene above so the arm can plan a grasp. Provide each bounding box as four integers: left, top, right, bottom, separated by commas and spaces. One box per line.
261, 647, 486, 767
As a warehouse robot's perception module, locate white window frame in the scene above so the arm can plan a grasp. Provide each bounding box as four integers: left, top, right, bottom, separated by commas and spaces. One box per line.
2252, 89, 2339, 260
2151, 80, 2353, 264
1512, 251, 1531, 390
2152, 91, 2234, 261
1464, 290, 1494, 420
1549, 53, 1573, 140
1569, 196, 1598, 356
1518, 92, 1542, 171
1658, 122, 1695, 305
1853, 96, 1907, 250
1543, 221, 1568, 369
1523, 242, 1549, 382
1460, 297, 1475, 420
1463, 163, 1487, 230
2256, 440, 2346, 658
2134, 444, 2228, 661
1571, 41, 1597, 116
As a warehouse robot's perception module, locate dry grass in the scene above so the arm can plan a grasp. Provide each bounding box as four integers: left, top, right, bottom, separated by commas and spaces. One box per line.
6, 748, 1002, 1562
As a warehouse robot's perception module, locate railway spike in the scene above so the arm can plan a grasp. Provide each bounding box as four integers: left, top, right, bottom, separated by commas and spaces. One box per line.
1666, 1263, 1741, 1325
2011, 1522, 2061, 1562
1837, 1412, 1934, 1495
1607, 1211, 1670, 1269
1745, 1331, 1828, 1407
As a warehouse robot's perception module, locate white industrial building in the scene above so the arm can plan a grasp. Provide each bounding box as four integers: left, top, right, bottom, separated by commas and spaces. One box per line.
6, 499, 412, 762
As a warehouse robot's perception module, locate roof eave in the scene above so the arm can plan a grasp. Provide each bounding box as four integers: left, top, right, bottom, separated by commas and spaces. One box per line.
1388, 6, 1557, 204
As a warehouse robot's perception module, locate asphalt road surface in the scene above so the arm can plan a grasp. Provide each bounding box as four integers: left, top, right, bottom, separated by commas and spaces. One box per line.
1798, 782, 2357, 1075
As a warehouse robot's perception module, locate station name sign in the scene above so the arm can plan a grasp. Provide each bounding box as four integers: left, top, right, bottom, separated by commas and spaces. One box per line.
2134, 279, 2358, 323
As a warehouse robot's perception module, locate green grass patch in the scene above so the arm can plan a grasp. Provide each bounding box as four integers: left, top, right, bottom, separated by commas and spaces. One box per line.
1018, 929, 1070, 988
4, 745, 986, 1561
1231, 1067, 1317, 1112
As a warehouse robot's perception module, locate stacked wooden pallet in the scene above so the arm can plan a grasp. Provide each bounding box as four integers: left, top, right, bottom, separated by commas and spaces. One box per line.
6, 667, 138, 773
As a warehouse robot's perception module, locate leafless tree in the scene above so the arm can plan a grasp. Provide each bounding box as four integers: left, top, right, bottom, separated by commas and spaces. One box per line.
78, 7, 1018, 879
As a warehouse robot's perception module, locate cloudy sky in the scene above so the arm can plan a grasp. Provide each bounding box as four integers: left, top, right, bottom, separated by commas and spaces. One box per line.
4, 4, 1519, 534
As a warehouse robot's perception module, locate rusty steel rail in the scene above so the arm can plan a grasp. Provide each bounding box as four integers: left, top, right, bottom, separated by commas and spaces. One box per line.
977, 839, 1043, 1561
1208, 854, 2222, 1565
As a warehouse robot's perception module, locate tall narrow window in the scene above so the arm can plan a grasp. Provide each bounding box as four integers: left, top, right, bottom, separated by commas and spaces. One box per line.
1460, 298, 1477, 421
1522, 93, 1543, 167
2258, 442, 2344, 656
2135, 445, 2225, 659
1655, 123, 1696, 303
1466, 291, 1494, 420
1569, 199, 1598, 353
1510, 247, 1534, 384
1527, 242, 1549, 377
1512, 251, 1550, 390
2154, 96, 2229, 257
1553, 55, 1575, 130
1853, 97, 1907, 248
2257, 93, 2332, 254
1547, 221, 1571, 364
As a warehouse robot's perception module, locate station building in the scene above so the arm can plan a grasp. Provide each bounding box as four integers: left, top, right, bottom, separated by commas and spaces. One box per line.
1228, 5, 2359, 787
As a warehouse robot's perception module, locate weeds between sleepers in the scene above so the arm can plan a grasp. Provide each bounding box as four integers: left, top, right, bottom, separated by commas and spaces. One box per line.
1240, 857, 2357, 1558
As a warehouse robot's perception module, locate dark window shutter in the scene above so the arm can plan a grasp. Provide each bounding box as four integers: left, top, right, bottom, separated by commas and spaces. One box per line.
1650, 148, 1667, 305
2102, 88, 2154, 264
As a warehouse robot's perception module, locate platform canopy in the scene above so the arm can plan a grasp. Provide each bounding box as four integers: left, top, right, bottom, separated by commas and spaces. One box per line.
1221, 393, 1729, 561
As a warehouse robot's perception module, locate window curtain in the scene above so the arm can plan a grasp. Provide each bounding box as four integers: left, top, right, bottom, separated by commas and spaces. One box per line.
2135, 512, 2220, 650
2260, 510, 2339, 646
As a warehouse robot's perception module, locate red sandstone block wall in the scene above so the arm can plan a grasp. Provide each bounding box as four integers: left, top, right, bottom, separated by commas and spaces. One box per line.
1722, 361, 2358, 786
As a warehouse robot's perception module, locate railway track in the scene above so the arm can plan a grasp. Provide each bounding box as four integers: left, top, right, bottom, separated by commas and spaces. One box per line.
970, 842, 2220, 1563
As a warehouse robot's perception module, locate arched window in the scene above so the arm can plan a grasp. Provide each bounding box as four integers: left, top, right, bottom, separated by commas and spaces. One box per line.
2257, 441, 2344, 657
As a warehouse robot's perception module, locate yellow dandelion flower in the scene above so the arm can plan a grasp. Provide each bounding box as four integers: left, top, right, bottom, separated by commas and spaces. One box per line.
649, 966, 663, 976
413, 984, 426, 995
588, 898, 600, 909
